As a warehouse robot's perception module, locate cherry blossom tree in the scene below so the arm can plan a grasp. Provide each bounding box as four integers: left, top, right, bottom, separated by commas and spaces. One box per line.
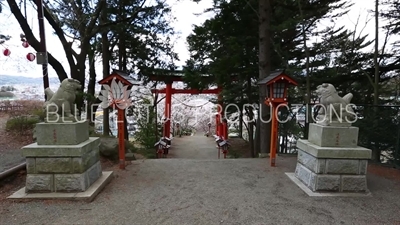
128, 81, 217, 137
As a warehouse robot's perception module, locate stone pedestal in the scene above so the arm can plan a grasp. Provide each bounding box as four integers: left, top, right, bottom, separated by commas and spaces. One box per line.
295, 123, 371, 192
22, 121, 103, 193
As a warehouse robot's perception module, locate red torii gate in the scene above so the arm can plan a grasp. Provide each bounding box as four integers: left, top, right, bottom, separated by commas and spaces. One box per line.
149, 74, 228, 141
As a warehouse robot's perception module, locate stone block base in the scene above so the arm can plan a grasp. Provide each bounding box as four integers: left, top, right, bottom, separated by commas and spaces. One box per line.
35, 121, 89, 145
8, 171, 114, 202
295, 163, 367, 192
308, 123, 359, 147
23, 137, 100, 174
26, 161, 102, 193
294, 144, 371, 193
23, 137, 102, 193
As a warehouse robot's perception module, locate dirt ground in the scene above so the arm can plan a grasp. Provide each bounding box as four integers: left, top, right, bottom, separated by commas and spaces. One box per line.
1, 113, 400, 224
227, 134, 400, 182
226, 137, 253, 158
368, 163, 400, 182
0, 134, 400, 224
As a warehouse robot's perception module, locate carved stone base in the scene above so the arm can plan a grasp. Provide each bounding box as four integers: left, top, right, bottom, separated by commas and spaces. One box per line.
295, 139, 371, 192
35, 121, 89, 145
25, 161, 102, 193
295, 163, 368, 192
308, 123, 359, 147
22, 137, 102, 193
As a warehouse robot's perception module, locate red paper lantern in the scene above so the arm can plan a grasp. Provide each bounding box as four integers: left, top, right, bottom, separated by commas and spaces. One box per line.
22, 41, 29, 48
26, 53, 35, 61
3, 49, 11, 56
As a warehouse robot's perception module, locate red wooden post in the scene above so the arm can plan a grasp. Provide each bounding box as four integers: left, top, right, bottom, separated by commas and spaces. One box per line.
215, 114, 220, 136
221, 120, 225, 140
164, 82, 172, 139
217, 116, 222, 138
217, 87, 224, 138
117, 109, 126, 169
223, 119, 228, 140
269, 104, 278, 167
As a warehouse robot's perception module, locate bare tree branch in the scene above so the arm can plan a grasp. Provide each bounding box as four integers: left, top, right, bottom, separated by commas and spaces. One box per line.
32, 0, 79, 72
6, 0, 68, 81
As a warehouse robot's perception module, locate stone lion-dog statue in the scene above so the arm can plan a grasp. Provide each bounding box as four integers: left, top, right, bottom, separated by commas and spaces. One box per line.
44, 78, 82, 122
315, 83, 356, 126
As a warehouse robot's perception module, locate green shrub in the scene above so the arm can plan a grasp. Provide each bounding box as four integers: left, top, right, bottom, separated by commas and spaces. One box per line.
32, 108, 45, 121
133, 98, 161, 150
6, 116, 39, 132
136, 147, 157, 159
89, 125, 101, 137
126, 141, 136, 152
227, 147, 241, 158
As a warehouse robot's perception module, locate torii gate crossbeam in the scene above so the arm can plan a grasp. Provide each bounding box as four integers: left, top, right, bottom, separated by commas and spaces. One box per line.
151, 88, 221, 95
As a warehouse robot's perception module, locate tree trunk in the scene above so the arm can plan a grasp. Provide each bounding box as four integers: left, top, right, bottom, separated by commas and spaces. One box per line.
297, 0, 312, 139
258, 0, 272, 157
372, 0, 381, 162
87, 49, 96, 124
374, 0, 379, 106
118, 4, 129, 140
101, 11, 111, 136
249, 121, 254, 157
246, 78, 255, 157
239, 109, 243, 139
154, 93, 159, 142
254, 119, 260, 155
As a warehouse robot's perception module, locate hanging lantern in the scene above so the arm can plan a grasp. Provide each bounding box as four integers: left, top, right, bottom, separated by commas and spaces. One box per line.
26, 53, 35, 61
3, 49, 11, 56
22, 41, 30, 48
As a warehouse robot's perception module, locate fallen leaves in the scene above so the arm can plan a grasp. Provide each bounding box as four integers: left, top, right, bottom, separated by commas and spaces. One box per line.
368, 163, 400, 182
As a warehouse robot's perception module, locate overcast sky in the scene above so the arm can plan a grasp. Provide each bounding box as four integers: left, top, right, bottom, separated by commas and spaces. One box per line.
0, 0, 387, 78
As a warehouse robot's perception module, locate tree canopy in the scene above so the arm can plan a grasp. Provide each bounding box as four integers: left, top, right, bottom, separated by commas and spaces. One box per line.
183, 0, 400, 164
3, 0, 400, 164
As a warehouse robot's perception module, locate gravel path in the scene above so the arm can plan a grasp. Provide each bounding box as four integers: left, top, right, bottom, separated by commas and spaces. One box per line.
168, 133, 218, 159
1, 134, 400, 224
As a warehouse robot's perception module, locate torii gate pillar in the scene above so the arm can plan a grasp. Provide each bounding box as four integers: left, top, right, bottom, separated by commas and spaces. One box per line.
164, 82, 173, 139
217, 86, 225, 139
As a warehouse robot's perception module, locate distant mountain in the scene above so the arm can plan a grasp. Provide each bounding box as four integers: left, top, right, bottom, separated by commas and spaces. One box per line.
0, 75, 60, 85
